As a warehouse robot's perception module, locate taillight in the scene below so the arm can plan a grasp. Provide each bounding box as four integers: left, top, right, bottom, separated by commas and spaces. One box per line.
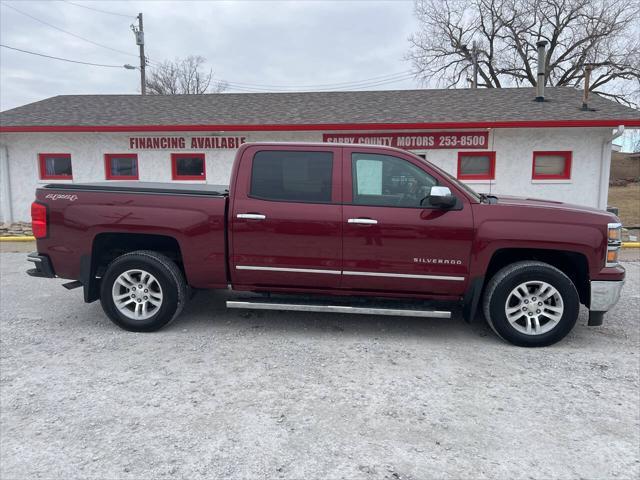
31, 202, 48, 239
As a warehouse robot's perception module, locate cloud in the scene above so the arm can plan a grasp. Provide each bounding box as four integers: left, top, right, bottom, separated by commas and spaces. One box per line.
0, 0, 418, 111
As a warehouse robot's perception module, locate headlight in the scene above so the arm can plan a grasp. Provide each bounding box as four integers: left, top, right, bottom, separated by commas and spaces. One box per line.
606, 222, 622, 267
608, 224, 621, 242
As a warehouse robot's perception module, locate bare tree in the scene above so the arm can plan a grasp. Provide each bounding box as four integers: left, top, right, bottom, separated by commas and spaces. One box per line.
407, 0, 640, 106
145, 55, 227, 95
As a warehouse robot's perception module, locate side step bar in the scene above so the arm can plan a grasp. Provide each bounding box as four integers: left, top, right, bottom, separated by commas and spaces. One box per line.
226, 300, 451, 318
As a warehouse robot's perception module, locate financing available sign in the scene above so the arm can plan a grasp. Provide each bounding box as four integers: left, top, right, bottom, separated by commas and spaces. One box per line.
129, 136, 247, 150
323, 131, 489, 150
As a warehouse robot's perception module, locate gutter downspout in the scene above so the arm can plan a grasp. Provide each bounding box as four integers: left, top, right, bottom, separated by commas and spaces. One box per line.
0, 143, 13, 224
598, 125, 624, 210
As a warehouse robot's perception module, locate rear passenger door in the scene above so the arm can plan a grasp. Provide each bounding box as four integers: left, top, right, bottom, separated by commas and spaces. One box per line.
230, 145, 343, 289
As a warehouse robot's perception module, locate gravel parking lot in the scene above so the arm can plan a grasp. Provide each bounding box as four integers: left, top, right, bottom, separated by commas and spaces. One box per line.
1, 247, 639, 480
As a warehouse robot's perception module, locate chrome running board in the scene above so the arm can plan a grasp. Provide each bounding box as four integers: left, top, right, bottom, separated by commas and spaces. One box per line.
226, 300, 451, 318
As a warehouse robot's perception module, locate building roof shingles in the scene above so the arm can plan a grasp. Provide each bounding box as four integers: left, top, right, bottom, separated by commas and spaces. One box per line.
0, 87, 638, 129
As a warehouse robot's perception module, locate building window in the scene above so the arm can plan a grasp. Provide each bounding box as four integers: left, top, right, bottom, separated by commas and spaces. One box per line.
250, 150, 333, 203
532, 151, 572, 179
105, 154, 138, 180
171, 153, 206, 180
457, 151, 496, 180
39, 153, 72, 180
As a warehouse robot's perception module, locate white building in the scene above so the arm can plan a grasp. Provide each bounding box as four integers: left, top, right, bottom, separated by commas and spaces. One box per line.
1, 87, 638, 222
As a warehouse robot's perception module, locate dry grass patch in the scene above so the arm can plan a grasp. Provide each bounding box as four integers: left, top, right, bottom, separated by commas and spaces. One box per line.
609, 183, 640, 227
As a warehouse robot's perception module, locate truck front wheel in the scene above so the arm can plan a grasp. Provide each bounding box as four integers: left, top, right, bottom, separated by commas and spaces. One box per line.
100, 250, 187, 332
482, 261, 580, 347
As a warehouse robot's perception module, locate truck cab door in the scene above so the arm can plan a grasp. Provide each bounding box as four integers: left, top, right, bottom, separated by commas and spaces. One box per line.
230, 145, 342, 290
341, 147, 474, 296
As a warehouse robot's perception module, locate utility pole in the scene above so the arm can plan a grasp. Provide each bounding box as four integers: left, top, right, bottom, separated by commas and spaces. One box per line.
131, 13, 146, 95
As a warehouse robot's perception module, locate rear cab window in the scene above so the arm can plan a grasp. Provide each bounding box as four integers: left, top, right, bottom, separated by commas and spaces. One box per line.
250, 150, 334, 203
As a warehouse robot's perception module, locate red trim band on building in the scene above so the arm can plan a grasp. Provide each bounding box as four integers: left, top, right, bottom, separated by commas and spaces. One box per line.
1, 119, 639, 133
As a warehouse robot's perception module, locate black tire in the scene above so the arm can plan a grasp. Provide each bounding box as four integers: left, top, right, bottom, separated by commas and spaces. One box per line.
100, 250, 187, 332
482, 261, 580, 347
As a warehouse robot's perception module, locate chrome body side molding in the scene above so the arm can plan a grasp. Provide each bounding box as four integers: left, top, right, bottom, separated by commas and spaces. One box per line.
235, 265, 464, 281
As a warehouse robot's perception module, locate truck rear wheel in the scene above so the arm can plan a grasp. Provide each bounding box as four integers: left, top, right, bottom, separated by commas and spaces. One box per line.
482, 261, 579, 347
100, 250, 187, 332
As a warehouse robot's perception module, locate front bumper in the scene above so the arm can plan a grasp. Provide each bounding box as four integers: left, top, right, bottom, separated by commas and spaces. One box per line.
26, 252, 55, 278
588, 280, 624, 326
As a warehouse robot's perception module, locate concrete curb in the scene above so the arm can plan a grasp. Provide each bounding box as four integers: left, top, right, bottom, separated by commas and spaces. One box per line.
0, 236, 35, 242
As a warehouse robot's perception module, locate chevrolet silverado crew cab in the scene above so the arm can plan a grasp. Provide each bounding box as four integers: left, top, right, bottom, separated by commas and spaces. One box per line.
27, 142, 625, 347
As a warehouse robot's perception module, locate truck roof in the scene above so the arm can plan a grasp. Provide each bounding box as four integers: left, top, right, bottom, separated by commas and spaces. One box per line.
239, 141, 414, 156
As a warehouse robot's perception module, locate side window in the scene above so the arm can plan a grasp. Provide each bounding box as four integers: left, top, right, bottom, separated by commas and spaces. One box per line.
105, 154, 138, 180
39, 153, 72, 180
250, 150, 333, 203
172, 153, 206, 180
457, 151, 495, 180
532, 151, 571, 179
352, 153, 437, 207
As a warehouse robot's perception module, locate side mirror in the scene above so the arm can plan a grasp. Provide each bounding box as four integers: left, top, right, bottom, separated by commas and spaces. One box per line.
426, 186, 457, 209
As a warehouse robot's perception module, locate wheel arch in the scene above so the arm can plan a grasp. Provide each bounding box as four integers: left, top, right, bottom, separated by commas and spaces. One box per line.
485, 248, 589, 304
464, 247, 590, 322
82, 232, 184, 303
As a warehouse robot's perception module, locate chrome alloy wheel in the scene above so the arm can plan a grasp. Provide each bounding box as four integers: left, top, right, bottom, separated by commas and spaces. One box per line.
111, 269, 163, 320
504, 281, 564, 335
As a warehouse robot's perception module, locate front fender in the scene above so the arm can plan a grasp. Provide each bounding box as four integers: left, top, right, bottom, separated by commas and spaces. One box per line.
469, 218, 605, 278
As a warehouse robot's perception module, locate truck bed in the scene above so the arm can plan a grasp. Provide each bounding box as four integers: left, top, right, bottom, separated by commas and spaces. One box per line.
35, 181, 229, 290
42, 182, 229, 197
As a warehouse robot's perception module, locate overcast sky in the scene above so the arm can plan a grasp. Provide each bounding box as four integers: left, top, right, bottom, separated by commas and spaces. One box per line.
1, 0, 636, 150
0, 0, 419, 111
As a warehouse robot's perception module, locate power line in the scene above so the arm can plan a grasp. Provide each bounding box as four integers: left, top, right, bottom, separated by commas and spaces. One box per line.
339, 73, 417, 90
223, 72, 416, 92
0, 40, 413, 89
138, 58, 412, 91
0, 1, 138, 59
61, 0, 134, 19
1, 41, 415, 90
1, 0, 416, 93
221, 70, 414, 89
0, 44, 132, 68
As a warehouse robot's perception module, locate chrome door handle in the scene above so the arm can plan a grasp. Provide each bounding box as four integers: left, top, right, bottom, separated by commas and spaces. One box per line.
348, 218, 378, 225
237, 213, 266, 220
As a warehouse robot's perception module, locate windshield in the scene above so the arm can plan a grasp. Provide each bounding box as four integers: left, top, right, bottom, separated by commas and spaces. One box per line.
409, 154, 482, 202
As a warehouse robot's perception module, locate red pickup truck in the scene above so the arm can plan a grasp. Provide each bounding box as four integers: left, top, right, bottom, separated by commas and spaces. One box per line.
27, 142, 624, 347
